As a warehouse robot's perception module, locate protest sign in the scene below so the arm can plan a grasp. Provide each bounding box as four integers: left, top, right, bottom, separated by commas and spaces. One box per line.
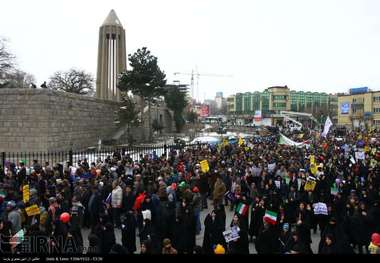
223, 226, 240, 243
313, 202, 328, 215
304, 180, 316, 192
355, 151, 365, 160
25, 204, 40, 216
23, 184, 30, 204
200, 160, 210, 173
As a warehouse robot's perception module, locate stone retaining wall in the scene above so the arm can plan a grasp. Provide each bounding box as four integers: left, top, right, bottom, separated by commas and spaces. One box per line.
0, 89, 119, 152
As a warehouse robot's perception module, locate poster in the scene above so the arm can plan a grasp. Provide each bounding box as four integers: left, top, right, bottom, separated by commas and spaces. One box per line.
223, 226, 240, 243
23, 185, 30, 204
304, 180, 317, 192
341, 103, 350, 114
268, 163, 276, 173
200, 160, 210, 173
200, 105, 209, 117
313, 202, 328, 215
355, 151, 365, 160
25, 204, 40, 216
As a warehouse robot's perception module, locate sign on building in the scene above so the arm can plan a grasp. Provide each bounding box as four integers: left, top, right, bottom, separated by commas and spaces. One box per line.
254, 110, 262, 121
341, 103, 350, 114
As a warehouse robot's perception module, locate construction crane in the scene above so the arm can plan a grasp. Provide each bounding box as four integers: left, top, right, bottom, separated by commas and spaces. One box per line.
173, 70, 233, 102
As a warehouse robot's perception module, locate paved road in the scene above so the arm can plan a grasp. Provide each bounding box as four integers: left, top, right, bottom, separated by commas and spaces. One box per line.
81, 200, 321, 254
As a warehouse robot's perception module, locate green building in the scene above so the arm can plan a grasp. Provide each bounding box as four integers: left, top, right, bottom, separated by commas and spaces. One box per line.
228, 86, 337, 119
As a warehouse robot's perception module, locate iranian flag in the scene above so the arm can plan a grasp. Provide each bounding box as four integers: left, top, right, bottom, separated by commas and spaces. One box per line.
263, 210, 278, 225
10, 229, 24, 249
331, 184, 338, 196
236, 203, 249, 216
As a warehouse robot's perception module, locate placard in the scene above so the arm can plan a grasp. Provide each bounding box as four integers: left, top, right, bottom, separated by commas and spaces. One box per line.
313, 202, 328, 215
355, 151, 365, 160
25, 204, 40, 216
223, 226, 240, 243
23, 185, 30, 204
200, 160, 210, 173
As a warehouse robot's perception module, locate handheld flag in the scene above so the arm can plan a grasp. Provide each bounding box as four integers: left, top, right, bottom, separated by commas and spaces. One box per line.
263, 210, 278, 225
236, 203, 249, 216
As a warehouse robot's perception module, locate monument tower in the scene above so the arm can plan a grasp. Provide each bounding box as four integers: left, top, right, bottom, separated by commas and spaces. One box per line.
96, 10, 126, 101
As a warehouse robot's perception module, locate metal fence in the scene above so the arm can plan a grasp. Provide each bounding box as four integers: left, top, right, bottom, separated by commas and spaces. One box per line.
0, 143, 205, 168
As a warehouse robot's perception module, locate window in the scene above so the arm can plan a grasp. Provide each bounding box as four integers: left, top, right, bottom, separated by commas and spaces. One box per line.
374, 96, 380, 102
374, 108, 380, 113
273, 95, 287, 100
273, 102, 286, 108
374, 120, 380, 126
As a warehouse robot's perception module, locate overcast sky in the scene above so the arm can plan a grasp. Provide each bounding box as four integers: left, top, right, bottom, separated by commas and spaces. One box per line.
2, 0, 380, 101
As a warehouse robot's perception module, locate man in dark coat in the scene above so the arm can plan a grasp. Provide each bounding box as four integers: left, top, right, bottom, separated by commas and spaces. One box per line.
175, 199, 196, 254
121, 211, 137, 254
318, 217, 353, 254
255, 219, 281, 254
88, 187, 103, 230
202, 210, 225, 254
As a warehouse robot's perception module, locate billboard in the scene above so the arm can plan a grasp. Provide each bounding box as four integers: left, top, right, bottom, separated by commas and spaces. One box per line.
349, 87, 368, 95
341, 103, 350, 114
254, 110, 262, 121
200, 105, 209, 117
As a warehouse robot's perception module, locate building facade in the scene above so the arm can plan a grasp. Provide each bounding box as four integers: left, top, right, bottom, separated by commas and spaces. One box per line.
227, 86, 337, 121
337, 88, 380, 129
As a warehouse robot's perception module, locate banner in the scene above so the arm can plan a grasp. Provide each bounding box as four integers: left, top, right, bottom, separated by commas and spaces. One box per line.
25, 204, 40, 216
23, 185, 30, 204
278, 133, 308, 148
321, 116, 333, 138
200, 160, 210, 173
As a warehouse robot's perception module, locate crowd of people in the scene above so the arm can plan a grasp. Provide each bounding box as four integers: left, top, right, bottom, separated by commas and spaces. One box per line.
0, 127, 379, 255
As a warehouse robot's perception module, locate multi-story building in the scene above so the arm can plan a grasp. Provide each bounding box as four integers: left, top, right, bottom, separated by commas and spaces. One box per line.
227, 86, 337, 123
227, 95, 236, 114
215, 92, 225, 111
337, 87, 380, 129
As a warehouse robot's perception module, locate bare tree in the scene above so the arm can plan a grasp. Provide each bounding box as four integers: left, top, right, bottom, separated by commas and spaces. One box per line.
0, 69, 36, 89
48, 68, 94, 95
0, 38, 15, 77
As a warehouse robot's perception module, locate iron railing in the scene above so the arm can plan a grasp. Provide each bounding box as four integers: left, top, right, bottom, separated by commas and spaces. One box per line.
0, 143, 206, 169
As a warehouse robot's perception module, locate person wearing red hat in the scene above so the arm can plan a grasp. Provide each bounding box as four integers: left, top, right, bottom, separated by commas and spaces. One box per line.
369, 233, 380, 254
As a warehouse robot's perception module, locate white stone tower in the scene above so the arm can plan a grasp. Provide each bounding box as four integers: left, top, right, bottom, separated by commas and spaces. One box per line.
96, 10, 126, 101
